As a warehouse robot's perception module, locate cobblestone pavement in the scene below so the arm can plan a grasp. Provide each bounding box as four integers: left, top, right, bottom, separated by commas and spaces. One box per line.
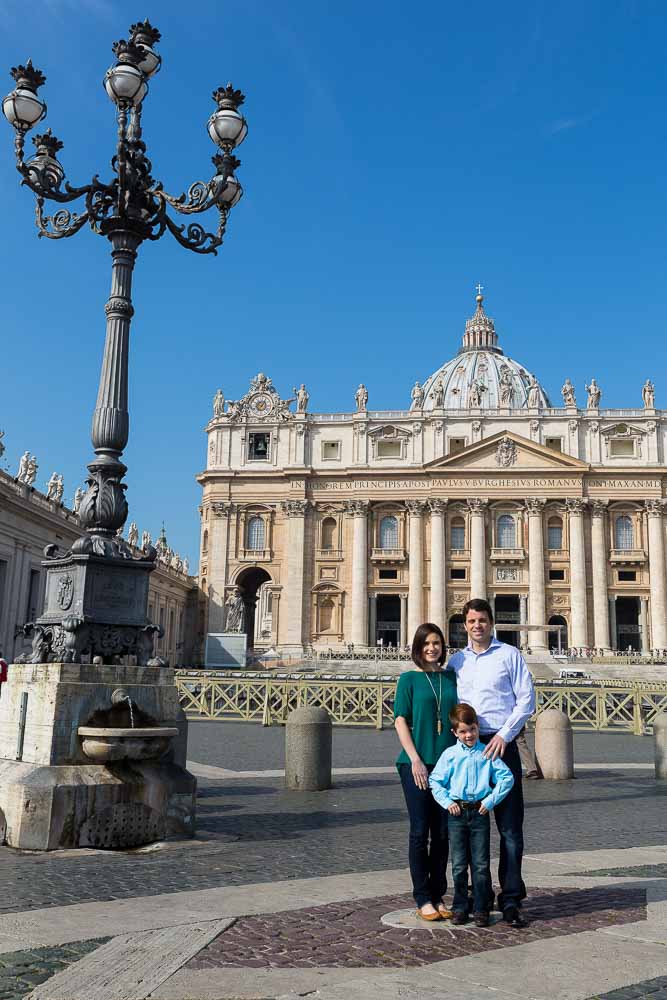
575, 864, 667, 878
187, 885, 646, 971
593, 976, 667, 999
0, 755, 664, 915
0, 939, 106, 1000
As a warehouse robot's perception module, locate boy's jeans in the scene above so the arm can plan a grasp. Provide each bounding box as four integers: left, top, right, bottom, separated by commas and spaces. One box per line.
448, 806, 493, 914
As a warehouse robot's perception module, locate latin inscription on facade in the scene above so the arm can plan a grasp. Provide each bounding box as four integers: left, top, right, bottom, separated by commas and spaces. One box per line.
306, 476, 662, 492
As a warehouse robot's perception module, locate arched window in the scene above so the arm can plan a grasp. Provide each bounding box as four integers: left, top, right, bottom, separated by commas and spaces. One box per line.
615, 514, 634, 550
321, 517, 336, 550
320, 598, 334, 632
246, 516, 265, 551
497, 514, 516, 548
547, 516, 563, 550
450, 517, 465, 550
379, 515, 399, 549
202, 530, 208, 553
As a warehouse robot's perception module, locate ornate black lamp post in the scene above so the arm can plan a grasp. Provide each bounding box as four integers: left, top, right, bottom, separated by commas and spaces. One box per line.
3, 20, 247, 664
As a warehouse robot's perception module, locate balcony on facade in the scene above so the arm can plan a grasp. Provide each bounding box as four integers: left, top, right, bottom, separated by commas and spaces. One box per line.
610, 549, 647, 564
316, 548, 344, 560
490, 547, 526, 563
546, 549, 568, 560
371, 547, 407, 563
239, 548, 272, 562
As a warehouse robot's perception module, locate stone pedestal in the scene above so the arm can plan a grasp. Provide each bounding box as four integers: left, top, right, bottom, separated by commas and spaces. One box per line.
0, 662, 196, 850
654, 712, 667, 781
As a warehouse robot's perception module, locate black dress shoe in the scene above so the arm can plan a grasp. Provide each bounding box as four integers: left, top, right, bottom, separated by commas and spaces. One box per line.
473, 911, 489, 927
451, 911, 469, 925
502, 905, 528, 928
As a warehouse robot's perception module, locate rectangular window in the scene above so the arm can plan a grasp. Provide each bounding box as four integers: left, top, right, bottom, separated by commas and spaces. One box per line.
610, 439, 634, 457
378, 569, 398, 580
248, 432, 270, 461
377, 440, 402, 459
168, 610, 174, 648
148, 603, 154, 622
450, 525, 465, 549
618, 570, 637, 582
549, 569, 565, 581
545, 437, 563, 451
448, 437, 466, 455
25, 569, 41, 622
321, 441, 341, 460
450, 567, 466, 580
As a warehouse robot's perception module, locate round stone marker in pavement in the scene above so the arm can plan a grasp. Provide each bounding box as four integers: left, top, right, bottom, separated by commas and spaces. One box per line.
380, 908, 503, 930
535, 708, 574, 779
285, 706, 332, 790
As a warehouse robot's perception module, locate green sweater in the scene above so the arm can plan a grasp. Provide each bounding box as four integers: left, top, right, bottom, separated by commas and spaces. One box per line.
393, 668, 458, 767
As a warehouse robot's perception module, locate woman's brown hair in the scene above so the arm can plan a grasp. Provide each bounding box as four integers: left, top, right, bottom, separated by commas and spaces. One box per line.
411, 622, 447, 669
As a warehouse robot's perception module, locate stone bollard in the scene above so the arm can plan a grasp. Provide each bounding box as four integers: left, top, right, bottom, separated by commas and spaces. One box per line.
285, 706, 332, 791
534, 709, 574, 779
654, 712, 667, 780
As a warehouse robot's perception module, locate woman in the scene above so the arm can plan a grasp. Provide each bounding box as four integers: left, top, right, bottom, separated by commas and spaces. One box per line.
394, 622, 458, 921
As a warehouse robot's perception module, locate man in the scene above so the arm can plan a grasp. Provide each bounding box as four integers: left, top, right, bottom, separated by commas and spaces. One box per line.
448, 598, 536, 927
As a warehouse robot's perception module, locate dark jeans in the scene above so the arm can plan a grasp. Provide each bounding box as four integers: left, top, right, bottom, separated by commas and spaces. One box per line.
398, 763, 448, 908
479, 735, 526, 910
448, 808, 492, 914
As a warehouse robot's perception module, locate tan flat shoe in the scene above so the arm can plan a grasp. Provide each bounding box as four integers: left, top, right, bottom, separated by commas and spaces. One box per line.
437, 904, 453, 919
416, 907, 442, 922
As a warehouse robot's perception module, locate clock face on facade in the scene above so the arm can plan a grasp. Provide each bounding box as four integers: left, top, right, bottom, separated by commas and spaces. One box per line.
248, 392, 274, 418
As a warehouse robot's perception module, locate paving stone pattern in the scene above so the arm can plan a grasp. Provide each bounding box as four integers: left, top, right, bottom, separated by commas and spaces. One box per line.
0, 761, 664, 915
574, 865, 667, 878
0, 939, 106, 1000
592, 976, 667, 1000
187, 886, 646, 970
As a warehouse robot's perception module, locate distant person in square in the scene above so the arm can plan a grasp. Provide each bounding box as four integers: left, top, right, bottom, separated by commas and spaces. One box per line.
429, 703, 514, 927
447, 598, 536, 928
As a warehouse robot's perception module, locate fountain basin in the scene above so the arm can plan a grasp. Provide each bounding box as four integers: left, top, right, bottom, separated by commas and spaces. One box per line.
78, 727, 178, 763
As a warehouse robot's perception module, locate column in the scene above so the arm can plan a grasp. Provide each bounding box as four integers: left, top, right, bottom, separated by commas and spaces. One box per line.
609, 596, 617, 650
406, 500, 426, 643
566, 498, 588, 648
645, 499, 667, 649
467, 498, 488, 600
400, 594, 408, 648
525, 498, 547, 650
209, 502, 233, 633
369, 593, 377, 646
590, 500, 611, 651
428, 499, 447, 627
344, 500, 369, 646
640, 598, 649, 653
281, 500, 310, 647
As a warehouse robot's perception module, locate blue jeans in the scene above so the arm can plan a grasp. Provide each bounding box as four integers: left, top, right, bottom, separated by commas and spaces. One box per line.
479, 735, 526, 910
398, 763, 448, 908
448, 807, 492, 914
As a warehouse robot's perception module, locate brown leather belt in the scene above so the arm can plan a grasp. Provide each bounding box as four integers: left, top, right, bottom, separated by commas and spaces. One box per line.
455, 800, 483, 811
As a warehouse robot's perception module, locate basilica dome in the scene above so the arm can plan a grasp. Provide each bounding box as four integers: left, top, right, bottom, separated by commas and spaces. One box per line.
414, 294, 551, 411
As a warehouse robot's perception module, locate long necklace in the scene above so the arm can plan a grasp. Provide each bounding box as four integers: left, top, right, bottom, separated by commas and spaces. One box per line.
423, 670, 443, 735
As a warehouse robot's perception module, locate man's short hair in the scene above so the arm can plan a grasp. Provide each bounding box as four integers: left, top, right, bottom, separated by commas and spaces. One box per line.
449, 703, 479, 728
462, 597, 494, 623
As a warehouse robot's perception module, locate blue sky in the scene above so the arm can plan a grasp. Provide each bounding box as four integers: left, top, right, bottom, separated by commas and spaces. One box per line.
1, 0, 665, 568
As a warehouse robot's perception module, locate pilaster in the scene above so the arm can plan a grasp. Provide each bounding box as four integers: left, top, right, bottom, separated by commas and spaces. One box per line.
565, 498, 589, 648
344, 500, 369, 646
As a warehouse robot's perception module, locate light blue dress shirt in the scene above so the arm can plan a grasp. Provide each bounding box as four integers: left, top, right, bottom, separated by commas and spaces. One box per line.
429, 739, 514, 812
448, 638, 536, 743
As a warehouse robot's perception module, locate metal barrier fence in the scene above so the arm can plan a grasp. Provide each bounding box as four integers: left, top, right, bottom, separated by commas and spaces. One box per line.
175, 673, 667, 735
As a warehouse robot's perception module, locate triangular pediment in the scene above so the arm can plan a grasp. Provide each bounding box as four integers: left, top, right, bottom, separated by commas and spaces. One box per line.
425, 431, 590, 471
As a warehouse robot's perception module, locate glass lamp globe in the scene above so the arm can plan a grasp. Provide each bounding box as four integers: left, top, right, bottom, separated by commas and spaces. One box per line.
217, 173, 242, 208
104, 63, 147, 106
135, 45, 161, 78
2, 87, 46, 130
207, 107, 248, 150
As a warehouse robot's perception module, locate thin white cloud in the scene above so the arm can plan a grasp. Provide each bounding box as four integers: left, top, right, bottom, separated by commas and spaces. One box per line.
547, 112, 597, 135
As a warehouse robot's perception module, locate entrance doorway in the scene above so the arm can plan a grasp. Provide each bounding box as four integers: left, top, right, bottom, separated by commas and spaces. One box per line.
234, 567, 272, 650
376, 594, 401, 648
494, 594, 520, 648
616, 596, 640, 651
548, 615, 568, 652
448, 613, 466, 649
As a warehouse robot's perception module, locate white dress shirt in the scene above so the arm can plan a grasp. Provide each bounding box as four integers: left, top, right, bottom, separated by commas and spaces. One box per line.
448, 638, 536, 743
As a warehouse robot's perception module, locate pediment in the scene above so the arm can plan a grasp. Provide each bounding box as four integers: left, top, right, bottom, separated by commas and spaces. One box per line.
368, 424, 412, 440
600, 422, 646, 438
425, 431, 589, 471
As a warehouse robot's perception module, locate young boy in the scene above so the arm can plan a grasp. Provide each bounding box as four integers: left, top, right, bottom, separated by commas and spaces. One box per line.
429, 703, 515, 927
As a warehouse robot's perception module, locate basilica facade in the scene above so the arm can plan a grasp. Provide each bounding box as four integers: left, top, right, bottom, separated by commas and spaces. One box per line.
197, 293, 667, 656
